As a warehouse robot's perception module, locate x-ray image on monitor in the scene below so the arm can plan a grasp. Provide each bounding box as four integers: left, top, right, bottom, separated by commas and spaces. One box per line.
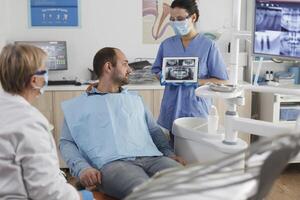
254, 31, 282, 55
255, 5, 282, 31
15, 41, 68, 71
161, 57, 198, 83
280, 32, 300, 57
253, 0, 300, 60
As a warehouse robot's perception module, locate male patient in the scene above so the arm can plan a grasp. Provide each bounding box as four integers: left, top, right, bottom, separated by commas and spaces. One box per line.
59, 47, 185, 199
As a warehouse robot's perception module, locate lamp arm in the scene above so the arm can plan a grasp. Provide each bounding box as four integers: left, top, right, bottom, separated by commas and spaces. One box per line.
226, 116, 293, 141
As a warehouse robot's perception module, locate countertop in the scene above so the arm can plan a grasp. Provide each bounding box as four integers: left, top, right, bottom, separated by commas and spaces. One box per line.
277, 83, 300, 89
45, 81, 165, 91
9, 80, 299, 93
45, 81, 255, 91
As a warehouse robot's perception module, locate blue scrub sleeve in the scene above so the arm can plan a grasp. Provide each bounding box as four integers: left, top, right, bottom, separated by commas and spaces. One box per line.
143, 103, 175, 157
207, 43, 229, 80
80, 190, 94, 200
152, 44, 164, 75
59, 119, 92, 177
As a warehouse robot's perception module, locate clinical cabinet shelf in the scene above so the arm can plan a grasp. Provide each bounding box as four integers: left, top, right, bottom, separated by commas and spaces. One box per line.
258, 92, 300, 163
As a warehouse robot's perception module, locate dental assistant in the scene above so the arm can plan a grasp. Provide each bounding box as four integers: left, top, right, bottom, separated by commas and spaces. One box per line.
152, 0, 228, 143
0, 44, 93, 200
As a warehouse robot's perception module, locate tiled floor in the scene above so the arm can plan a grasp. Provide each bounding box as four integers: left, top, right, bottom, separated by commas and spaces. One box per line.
267, 164, 300, 200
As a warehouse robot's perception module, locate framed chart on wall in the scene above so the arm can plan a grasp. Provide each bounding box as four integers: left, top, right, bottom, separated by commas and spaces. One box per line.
143, 0, 174, 44
30, 0, 79, 27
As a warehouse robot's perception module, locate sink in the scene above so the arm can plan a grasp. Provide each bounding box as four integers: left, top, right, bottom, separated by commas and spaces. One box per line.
172, 117, 223, 142
172, 117, 246, 164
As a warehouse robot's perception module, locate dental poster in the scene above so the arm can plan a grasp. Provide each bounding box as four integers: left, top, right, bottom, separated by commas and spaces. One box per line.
30, 0, 79, 27
143, 0, 174, 44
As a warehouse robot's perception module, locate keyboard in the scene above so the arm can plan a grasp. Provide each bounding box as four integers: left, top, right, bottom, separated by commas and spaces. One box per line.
48, 80, 78, 86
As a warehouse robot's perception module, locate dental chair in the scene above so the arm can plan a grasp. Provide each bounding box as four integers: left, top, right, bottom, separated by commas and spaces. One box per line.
124, 133, 300, 200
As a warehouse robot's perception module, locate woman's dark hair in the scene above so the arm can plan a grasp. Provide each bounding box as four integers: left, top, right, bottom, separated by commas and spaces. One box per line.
171, 0, 199, 22
93, 47, 118, 78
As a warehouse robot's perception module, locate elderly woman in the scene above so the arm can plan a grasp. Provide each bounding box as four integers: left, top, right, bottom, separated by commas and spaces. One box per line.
0, 44, 93, 200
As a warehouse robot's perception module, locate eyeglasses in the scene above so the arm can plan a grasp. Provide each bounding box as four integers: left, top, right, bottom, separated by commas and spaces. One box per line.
169, 15, 190, 22
33, 70, 48, 76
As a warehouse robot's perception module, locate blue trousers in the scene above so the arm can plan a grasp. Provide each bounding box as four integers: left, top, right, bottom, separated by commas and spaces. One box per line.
98, 156, 181, 199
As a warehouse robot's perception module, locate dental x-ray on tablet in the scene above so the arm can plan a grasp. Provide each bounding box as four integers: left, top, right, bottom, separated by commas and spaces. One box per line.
161, 57, 198, 84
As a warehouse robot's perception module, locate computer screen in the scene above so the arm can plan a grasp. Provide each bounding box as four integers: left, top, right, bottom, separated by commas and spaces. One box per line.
253, 0, 300, 60
15, 41, 68, 70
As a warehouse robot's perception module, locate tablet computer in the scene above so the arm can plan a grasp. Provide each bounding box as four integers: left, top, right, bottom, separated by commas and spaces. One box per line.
161, 57, 199, 84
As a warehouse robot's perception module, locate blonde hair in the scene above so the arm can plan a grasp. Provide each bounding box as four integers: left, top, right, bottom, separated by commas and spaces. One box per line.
0, 44, 47, 94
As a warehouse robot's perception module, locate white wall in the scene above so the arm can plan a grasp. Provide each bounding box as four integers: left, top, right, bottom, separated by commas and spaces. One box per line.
0, 0, 9, 50
1, 0, 246, 80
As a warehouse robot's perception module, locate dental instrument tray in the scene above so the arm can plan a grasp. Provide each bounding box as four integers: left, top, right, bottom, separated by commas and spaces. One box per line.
129, 60, 152, 70
209, 83, 237, 93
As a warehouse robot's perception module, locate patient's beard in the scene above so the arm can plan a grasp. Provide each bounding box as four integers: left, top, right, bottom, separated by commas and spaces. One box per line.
112, 73, 129, 86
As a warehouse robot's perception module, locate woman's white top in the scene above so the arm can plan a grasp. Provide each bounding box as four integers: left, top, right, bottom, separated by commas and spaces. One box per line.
0, 91, 79, 200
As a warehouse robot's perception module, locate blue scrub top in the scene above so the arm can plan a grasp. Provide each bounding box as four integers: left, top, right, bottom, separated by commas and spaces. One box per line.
152, 34, 228, 130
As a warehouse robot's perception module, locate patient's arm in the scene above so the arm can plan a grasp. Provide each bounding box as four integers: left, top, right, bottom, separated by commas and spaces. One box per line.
143, 105, 175, 157
59, 119, 92, 178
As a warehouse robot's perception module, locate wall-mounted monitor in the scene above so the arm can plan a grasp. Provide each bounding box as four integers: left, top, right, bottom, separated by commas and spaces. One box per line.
253, 0, 300, 60
15, 41, 68, 70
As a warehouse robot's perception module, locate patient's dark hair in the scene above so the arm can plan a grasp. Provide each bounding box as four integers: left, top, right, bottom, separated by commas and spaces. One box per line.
93, 47, 118, 78
171, 0, 199, 22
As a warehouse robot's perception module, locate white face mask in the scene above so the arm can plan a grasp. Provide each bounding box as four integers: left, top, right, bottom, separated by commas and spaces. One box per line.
33, 71, 48, 95
171, 19, 191, 36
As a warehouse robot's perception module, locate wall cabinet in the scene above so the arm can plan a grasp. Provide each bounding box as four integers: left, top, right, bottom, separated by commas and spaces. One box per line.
131, 89, 164, 120
153, 90, 164, 119
258, 93, 300, 163
31, 92, 53, 126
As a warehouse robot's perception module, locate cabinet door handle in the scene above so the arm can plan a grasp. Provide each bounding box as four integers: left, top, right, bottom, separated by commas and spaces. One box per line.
274, 95, 278, 103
